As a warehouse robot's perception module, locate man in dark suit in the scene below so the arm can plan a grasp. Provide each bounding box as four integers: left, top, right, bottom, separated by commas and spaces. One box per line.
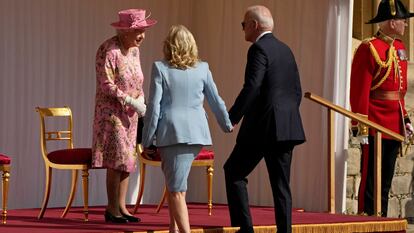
224, 5, 306, 233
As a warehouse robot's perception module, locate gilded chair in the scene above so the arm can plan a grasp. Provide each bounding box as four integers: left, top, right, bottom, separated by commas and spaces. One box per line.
36, 107, 92, 221
133, 144, 215, 215
0, 153, 11, 224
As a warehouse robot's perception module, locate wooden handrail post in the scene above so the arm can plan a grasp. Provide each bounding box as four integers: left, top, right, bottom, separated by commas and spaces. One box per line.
328, 109, 335, 213
374, 131, 382, 216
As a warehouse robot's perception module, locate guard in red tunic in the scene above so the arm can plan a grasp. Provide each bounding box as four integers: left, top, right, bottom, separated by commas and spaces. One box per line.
350, 0, 414, 217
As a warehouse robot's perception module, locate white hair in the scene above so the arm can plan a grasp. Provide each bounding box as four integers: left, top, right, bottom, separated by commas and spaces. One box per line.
247, 5, 274, 31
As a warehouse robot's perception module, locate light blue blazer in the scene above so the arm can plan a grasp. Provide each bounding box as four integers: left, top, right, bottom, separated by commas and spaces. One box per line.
142, 60, 232, 147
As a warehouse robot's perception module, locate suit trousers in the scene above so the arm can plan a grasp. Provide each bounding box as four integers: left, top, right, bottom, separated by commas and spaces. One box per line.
358, 136, 399, 216
224, 142, 294, 233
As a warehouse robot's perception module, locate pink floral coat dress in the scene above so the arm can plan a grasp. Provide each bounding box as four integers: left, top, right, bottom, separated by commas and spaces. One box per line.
92, 36, 144, 172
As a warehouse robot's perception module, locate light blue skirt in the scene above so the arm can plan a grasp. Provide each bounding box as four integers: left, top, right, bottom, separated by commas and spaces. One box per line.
159, 144, 202, 192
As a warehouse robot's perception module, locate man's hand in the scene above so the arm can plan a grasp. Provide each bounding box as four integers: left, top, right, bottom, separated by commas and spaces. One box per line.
351, 123, 369, 144
141, 145, 158, 160
357, 135, 369, 145
406, 122, 414, 137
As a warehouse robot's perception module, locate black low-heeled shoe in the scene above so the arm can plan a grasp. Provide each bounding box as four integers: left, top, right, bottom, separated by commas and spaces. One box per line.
104, 210, 128, 223
120, 212, 141, 223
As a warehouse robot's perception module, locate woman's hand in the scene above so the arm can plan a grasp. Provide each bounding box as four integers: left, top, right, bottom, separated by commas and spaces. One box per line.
125, 95, 146, 116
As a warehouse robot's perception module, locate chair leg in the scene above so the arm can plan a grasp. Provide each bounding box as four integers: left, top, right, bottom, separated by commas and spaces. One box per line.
81, 169, 89, 222
61, 170, 78, 218
156, 186, 167, 213
38, 166, 52, 219
2, 166, 10, 224
207, 165, 214, 216
133, 162, 146, 214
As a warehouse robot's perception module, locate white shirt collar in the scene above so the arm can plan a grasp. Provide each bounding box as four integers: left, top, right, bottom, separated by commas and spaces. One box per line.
256, 31, 272, 42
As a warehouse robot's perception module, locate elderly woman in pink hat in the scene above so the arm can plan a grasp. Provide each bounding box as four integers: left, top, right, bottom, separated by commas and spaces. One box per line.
92, 9, 156, 223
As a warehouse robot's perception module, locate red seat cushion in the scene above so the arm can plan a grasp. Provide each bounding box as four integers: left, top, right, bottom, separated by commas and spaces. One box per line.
195, 149, 214, 160
47, 148, 92, 165
142, 148, 214, 161
0, 153, 11, 165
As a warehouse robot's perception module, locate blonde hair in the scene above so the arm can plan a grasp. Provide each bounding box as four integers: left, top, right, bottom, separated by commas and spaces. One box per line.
163, 25, 199, 69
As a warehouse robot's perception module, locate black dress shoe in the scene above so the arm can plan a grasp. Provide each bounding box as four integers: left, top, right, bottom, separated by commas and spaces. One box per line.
104, 210, 128, 223
120, 212, 141, 222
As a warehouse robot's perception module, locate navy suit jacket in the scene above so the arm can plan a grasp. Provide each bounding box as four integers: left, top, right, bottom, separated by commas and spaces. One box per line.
229, 33, 305, 146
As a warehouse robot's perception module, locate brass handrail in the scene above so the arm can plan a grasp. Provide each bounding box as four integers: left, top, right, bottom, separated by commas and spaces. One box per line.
304, 92, 404, 216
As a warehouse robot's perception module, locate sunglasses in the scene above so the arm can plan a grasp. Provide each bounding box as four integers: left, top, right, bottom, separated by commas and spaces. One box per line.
241, 20, 255, 30
241, 21, 246, 29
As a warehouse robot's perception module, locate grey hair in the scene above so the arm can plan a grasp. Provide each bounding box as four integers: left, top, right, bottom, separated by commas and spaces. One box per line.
247, 5, 274, 31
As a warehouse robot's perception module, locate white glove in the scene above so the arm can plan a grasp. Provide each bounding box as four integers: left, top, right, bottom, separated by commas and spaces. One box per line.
357, 135, 369, 145
125, 95, 146, 116
351, 124, 369, 144
406, 123, 414, 137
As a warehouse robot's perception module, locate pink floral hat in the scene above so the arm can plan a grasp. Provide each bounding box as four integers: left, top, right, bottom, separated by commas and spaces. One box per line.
111, 9, 157, 30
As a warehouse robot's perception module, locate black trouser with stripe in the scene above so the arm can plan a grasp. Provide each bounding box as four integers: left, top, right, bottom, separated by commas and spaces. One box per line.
358, 136, 400, 217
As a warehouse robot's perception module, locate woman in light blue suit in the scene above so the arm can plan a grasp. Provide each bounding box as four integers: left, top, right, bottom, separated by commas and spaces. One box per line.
142, 25, 233, 233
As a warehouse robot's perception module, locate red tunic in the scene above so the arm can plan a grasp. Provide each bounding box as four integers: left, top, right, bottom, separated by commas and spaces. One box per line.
350, 33, 408, 139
